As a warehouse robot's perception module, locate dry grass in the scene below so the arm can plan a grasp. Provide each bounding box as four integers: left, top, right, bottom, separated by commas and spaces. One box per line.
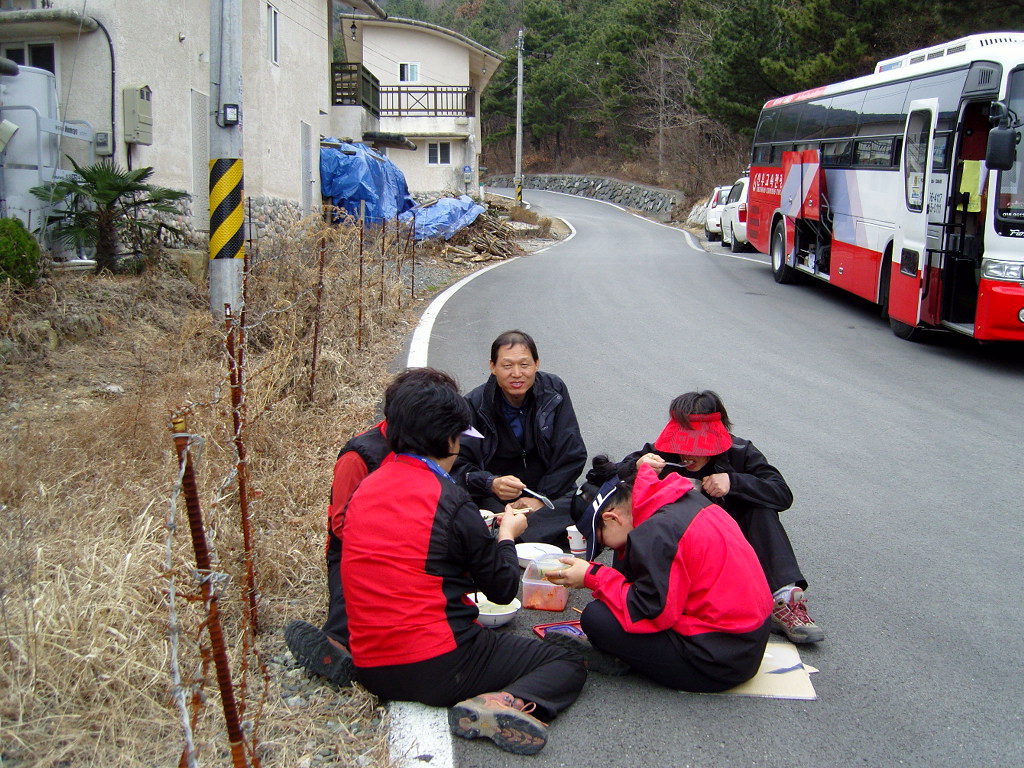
0, 214, 475, 767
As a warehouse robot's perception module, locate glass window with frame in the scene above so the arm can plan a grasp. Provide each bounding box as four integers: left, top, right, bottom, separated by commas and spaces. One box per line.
995, 67, 1024, 232
903, 110, 931, 210
3, 41, 56, 73
266, 4, 279, 64
796, 100, 829, 140
399, 63, 419, 83
773, 104, 803, 143
427, 141, 451, 165
855, 137, 896, 168
858, 81, 910, 136
821, 140, 854, 167
754, 110, 779, 145
823, 91, 864, 138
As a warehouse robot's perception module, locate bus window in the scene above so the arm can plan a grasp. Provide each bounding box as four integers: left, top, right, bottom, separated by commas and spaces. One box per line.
932, 133, 951, 171
855, 137, 896, 167
905, 68, 970, 132
859, 81, 910, 136
823, 91, 864, 138
795, 99, 829, 140
752, 144, 773, 166
821, 140, 854, 167
773, 104, 803, 143
904, 110, 931, 211
770, 144, 792, 164
995, 67, 1024, 233
754, 110, 779, 145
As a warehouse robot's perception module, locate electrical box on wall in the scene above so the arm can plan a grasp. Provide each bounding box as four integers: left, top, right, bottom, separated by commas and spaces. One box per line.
123, 85, 153, 145
94, 128, 112, 156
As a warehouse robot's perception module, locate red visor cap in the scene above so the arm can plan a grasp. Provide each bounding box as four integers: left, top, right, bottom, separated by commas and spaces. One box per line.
652, 412, 732, 456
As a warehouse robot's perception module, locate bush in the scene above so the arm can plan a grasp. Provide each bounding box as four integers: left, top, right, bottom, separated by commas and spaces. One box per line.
0, 217, 41, 287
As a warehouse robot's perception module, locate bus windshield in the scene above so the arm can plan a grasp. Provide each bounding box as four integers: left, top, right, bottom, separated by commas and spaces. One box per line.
995, 68, 1024, 235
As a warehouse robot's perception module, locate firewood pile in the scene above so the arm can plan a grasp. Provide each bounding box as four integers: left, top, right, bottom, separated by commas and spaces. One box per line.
441, 209, 526, 263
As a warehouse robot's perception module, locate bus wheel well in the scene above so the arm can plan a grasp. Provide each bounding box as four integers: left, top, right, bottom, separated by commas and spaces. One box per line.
879, 244, 893, 318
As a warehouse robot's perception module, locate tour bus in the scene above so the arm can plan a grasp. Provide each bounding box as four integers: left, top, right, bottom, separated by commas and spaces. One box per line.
746, 32, 1024, 341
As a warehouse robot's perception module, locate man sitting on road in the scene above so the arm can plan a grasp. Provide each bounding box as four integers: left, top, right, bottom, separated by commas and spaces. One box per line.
454, 330, 587, 547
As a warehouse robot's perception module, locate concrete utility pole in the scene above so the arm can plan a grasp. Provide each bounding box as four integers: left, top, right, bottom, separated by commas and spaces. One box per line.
514, 28, 524, 206
209, 0, 244, 318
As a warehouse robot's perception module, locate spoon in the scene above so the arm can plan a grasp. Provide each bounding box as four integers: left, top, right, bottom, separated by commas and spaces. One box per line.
521, 487, 555, 509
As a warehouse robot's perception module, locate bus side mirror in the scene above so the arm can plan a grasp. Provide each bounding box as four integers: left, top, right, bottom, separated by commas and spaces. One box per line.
986, 126, 1017, 171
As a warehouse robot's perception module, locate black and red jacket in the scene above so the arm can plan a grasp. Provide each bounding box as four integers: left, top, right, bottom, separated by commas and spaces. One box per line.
584, 466, 772, 676
325, 421, 391, 564
341, 454, 521, 668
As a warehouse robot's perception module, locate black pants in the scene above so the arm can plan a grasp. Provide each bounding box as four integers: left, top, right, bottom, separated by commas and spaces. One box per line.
580, 601, 769, 693
478, 492, 576, 549
726, 505, 806, 593
322, 548, 349, 645
355, 626, 587, 721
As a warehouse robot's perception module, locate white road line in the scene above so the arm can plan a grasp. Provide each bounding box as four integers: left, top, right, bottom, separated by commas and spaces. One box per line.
406, 260, 511, 367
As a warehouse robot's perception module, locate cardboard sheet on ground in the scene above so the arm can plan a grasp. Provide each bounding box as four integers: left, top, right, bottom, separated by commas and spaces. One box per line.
708, 639, 817, 700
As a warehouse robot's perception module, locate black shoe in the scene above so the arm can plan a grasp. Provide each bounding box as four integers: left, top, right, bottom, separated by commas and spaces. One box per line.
542, 628, 630, 675
284, 620, 354, 686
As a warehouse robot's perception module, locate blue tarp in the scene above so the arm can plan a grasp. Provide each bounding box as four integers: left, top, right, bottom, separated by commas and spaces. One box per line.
399, 195, 485, 241
319, 139, 416, 225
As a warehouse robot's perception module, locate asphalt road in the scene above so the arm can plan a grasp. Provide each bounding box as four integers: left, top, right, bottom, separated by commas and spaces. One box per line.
414, 189, 1024, 768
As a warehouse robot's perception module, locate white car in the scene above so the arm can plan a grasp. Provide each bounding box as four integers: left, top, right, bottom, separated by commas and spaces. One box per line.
720, 176, 749, 253
703, 184, 732, 241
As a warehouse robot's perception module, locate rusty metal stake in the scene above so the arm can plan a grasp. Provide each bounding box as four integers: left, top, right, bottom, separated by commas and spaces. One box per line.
171, 416, 249, 768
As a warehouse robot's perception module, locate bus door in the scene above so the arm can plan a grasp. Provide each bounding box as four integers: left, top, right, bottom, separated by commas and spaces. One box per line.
890, 99, 939, 327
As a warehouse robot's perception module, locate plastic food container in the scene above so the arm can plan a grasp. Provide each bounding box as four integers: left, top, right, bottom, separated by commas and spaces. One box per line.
522, 553, 573, 611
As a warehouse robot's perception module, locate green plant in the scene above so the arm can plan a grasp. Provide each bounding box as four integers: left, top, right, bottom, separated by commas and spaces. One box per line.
30, 157, 189, 274
0, 217, 41, 287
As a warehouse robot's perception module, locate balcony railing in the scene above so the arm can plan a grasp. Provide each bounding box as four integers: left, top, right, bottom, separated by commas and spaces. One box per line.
378, 85, 476, 118
331, 62, 380, 119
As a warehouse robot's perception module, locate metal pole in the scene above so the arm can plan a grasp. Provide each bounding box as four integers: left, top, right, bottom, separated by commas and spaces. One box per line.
514, 29, 524, 206
209, 0, 244, 317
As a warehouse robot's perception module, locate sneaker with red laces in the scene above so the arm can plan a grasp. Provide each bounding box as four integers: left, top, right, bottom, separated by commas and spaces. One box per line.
771, 588, 824, 644
448, 691, 548, 755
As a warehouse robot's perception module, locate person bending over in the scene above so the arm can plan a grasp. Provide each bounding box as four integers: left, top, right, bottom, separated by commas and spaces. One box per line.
543, 457, 772, 691
341, 380, 586, 756
455, 330, 587, 547
284, 368, 459, 686
621, 390, 824, 643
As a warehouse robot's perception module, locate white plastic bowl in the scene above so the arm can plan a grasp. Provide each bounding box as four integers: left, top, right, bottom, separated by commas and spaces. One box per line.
514, 542, 562, 568
468, 592, 521, 627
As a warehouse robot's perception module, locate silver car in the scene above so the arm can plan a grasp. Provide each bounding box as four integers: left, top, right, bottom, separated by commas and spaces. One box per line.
703, 185, 732, 241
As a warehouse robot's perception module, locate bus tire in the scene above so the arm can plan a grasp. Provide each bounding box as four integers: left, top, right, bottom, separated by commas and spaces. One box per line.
771, 223, 798, 284
889, 317, 922, 341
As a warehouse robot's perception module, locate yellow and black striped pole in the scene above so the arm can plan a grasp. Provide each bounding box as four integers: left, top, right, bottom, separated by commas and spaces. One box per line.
208, 157, 244, 314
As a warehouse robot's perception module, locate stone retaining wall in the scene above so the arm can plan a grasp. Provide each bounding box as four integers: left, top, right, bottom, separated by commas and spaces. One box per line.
485, 174, 683, 222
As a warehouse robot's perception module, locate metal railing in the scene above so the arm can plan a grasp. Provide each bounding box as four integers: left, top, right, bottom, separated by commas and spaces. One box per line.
378, 85, 475, 118
331, 62, 380, 119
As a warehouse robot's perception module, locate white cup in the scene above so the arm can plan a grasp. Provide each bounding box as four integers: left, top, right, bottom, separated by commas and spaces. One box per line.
566, 524, 586, 556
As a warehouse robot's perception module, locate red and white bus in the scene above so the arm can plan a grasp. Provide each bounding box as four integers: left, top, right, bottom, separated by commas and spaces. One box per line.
746, 32, 1024, 341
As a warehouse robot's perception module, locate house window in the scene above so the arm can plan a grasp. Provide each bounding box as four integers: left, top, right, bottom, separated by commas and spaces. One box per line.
3, 41, 56, 74
266, 4, 279, 64
427, 142, 451, 165
399, 63, 419, 83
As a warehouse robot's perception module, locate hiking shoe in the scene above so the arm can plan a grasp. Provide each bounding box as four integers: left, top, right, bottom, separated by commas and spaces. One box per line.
448, 691, 547, 755
542, 628, 630, 675
283, 620, 354, 686
771, 588, 825, 644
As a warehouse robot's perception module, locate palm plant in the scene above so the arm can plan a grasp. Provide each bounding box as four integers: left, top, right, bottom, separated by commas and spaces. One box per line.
31, 157, 190, 273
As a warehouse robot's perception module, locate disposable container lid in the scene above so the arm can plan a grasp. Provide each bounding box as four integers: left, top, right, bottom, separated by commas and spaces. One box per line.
524, 553, 573, 582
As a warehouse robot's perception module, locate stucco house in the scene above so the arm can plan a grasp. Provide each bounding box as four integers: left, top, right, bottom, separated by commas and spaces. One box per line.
0, 0, 500, 244
335, 14, 502, 199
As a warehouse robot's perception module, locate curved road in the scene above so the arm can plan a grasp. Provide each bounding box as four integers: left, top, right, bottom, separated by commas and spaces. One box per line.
408, 190, 1024, 768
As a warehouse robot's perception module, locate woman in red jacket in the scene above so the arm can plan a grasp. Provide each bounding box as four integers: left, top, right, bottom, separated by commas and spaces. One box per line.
545, 458, 772, 692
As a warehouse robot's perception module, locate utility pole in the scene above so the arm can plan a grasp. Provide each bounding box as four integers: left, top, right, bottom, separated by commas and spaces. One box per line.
514, 28, 524, 206
658, 52, 665, 177
209, 0, 244, 318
